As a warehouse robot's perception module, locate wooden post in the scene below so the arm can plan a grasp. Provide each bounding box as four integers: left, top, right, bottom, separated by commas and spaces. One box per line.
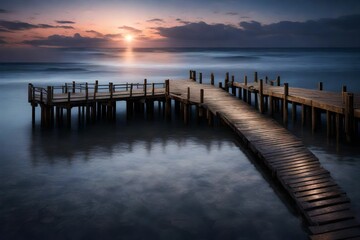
265, 76, 268, 84
65, 83, 68, 93
165, 79, 170, 96
187, 87, 190, 102
345, 92, 354, 142
342, 85, 347, 104
47, 86, 52, 105
189, 70, 192, 80
276, 76, 280, 86
193, 70, 197, 81
28, 84, 33, 102
243, 75, 248, 103
231, 75, 236, 96
144, 79, 147, 97
200, 89, 204, 104
318, 82, 323, 91
326, 111, 331, 138
67, 107, 71, 128
254, 72, 258, 83
312, 106, 316, 133
184, 103, 189, 124
283, 83, 289, 125
109, 82, 113, 100
32, 104, 36, 128
301, 105, 306, 126
199, 73, 202, 84
207, 109, 213, 126
219, 82, 223, 89
152, 83, 155, 96
292, 102, 297, 122
85, 83, 88, 101
198, 89, 204, 120
336, 113, 340, 142
165, 80, 171, 120
259, 79, 264, 113
238, 86, 242, 99
269, 95, 273, 116
72, 81, 75, 93
94, 80, 98, 100
225, 72, 229, 92
210, 73, 214, 85
130, 83, 133, 97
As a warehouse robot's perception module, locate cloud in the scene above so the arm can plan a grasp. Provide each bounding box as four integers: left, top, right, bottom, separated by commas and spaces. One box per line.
86, 30, 122, 39
226, 12, 239, 16
0, 9, 9, 14
147, 18, 164, 23
0, 20, 74, 30
0, 28, 11, 32
175, 18, 190, 25
22, 33, 112, 48
157, 14, 360, 47
118, 25, 142, 33
56, 20, 76, 24
104, 33, 122, 39
86, 30, 104, 37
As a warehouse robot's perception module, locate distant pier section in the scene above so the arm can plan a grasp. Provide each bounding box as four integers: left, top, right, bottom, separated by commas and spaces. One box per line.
28, 71, 359, 142
28, 71, 360, 239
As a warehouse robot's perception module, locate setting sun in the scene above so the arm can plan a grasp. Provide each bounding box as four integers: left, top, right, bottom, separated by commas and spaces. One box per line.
125, 34, 133, 43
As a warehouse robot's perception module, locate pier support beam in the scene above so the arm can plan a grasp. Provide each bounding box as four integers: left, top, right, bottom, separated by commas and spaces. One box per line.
283, 83, 289, 125
345, 92, 354, 142
258, 79, 264, 114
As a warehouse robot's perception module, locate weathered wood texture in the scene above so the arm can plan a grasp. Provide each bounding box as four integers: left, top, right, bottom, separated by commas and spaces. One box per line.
28, 77, 360, 239
233, 81, 360, 119
168, 79, 360, 240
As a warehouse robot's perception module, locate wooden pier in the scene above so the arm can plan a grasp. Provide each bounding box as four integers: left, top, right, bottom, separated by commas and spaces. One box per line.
28, 71, 360, 239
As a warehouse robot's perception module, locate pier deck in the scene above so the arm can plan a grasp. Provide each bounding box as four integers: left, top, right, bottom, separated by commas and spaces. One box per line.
28, 76, 360, 239
169, 79, 360, 240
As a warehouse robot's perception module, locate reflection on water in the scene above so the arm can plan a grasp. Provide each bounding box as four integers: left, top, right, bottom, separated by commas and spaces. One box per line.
0, 116, 307, 240
1, 48, 360, 239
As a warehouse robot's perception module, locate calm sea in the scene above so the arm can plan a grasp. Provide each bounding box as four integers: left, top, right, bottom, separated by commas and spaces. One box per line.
0, 48, 359, 240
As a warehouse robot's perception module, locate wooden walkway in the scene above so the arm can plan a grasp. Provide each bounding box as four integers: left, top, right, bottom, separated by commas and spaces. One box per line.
229, 74, 359, 143
28, 75, 360, 239
169, 79, 360, 240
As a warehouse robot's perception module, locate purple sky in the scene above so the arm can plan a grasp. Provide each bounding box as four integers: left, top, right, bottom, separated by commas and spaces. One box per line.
0, 0, 360, 48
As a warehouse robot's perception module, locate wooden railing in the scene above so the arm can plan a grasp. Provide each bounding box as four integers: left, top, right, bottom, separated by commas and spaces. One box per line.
28, 81, 166, 105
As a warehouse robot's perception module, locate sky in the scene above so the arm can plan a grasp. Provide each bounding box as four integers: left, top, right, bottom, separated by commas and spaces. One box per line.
0, 0, 360, 48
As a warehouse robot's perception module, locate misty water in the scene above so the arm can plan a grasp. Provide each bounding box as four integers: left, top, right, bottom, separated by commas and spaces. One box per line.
0, 48, 360, 240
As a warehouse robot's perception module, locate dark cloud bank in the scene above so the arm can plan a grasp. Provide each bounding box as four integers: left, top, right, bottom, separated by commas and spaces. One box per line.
158, 14, 360, 47
0, 20, 74, 31
19, 14, 360, 48
23, 33, 110, 48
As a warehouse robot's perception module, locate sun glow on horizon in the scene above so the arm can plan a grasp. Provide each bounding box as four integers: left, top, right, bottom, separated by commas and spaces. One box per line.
125, 34, 133, 43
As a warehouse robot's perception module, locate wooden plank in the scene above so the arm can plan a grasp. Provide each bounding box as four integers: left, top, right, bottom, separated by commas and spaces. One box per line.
298, 190, 344, 202
281, 169, 329, 180
310, 227, 360, 240
283, 173, 330, 185
300, 195, 350, 210
307, 203, 351, 217
278, 166, 325, 177
295, 186, 342, 198
289, 177, 333, 188
309, 209, 355, 225
309, 219, 360, 235
277, 164, 321, 174
292, 181, 338, 193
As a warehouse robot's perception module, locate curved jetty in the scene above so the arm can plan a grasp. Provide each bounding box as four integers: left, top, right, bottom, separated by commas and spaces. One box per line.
28, 73, 360, 239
